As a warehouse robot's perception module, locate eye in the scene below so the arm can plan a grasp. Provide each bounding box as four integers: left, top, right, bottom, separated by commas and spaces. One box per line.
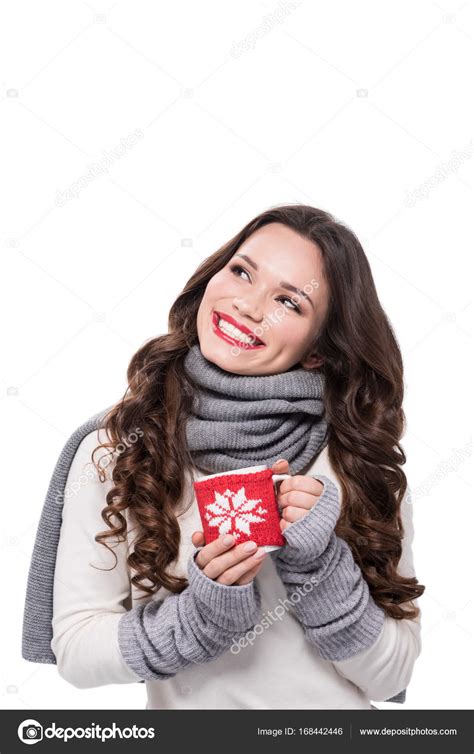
276, 295, 301, 313
230, 263, 250, 281
229, 264, 302, 314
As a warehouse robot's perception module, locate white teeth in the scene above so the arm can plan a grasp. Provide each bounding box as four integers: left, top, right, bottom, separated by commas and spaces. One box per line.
217, 317, 261, 346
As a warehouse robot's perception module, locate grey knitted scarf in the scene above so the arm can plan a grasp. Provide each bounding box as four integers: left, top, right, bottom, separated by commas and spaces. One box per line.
20, 343, 405, 704
182, 344, 328, 474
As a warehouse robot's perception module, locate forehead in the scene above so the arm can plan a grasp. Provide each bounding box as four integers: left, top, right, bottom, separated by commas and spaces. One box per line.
239, 223, 324, 277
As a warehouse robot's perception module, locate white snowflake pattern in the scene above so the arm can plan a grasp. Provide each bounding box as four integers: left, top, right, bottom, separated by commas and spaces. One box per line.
204, 486, 268, 540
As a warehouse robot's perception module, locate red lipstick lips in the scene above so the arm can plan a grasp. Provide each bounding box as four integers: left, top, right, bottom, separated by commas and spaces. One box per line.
212, 311, 265, 349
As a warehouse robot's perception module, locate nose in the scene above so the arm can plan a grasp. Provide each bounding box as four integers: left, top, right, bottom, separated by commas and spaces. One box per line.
232, 294, 263, 321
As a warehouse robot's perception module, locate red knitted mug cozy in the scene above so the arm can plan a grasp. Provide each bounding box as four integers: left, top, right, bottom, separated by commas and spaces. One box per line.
193, 468, 285, 547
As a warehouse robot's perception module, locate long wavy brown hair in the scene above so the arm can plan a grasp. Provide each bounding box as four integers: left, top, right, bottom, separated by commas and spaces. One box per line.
91, 204, 424, 619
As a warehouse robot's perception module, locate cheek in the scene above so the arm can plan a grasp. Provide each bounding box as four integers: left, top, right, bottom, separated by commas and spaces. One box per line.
273, 316, 315, 353
202, 273, 232, 302
275, 311, 307, 339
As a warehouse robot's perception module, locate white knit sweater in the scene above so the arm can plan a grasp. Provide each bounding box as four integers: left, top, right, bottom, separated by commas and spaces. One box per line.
51, 428, 422, 708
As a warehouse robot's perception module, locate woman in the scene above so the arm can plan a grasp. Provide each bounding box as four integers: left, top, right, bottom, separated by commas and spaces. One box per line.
28, 204, 424, 709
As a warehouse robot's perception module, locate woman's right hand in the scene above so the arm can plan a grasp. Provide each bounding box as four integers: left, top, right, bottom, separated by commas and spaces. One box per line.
191, 531, 267, 586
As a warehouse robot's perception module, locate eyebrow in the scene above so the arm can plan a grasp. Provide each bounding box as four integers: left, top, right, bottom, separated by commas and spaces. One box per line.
235, 253, 315, 309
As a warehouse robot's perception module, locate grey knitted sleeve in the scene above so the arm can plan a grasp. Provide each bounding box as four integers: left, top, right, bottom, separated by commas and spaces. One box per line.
117, 549, 262, 680
272, 474, 385, 662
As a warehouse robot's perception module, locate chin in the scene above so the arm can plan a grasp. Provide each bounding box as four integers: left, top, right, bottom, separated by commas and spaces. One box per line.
199, 340, 230, 368
199, 340, 255, 375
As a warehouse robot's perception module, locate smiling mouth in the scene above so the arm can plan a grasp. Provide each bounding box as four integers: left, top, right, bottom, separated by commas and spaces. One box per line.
212, 311, 265, 349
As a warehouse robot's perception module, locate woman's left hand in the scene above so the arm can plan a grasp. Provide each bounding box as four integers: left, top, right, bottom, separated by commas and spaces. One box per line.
271, 458, 324, 532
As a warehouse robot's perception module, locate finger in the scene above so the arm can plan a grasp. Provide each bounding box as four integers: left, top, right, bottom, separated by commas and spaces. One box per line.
195, 534, 236, 569
191, 531, 205, 547
278, 490, 318, 510
202, 540, 262, 580
215, 549, 267, 585
280, 518, 292, 532
281, 505, 308, 523
271, 458, 290, 472
271, 459, 290, 490
278, 475, 323, 497
235, 560, 265, 585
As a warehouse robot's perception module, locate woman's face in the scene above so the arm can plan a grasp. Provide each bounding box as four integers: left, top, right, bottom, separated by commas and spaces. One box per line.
196, 222, 329, 375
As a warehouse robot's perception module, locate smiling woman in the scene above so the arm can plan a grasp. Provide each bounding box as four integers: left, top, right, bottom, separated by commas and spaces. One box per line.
24, 203, 424, 710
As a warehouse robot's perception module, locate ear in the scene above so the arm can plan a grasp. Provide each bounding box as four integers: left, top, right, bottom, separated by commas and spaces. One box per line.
300, 352, 324, 370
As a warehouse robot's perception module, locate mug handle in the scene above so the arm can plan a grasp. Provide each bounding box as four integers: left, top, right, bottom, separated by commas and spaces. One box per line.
272, 472, 291, 484
263, 472, 291, 553
272, 472, 290, 504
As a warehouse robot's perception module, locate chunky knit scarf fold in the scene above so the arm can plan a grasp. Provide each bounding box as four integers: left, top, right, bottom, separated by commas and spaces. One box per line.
183, 344, 328, 474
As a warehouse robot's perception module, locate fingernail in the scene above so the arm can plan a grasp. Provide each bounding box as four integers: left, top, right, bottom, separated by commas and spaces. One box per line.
254, 548, 267, 559
243, 541, 257, 552
222, 535, 234, 546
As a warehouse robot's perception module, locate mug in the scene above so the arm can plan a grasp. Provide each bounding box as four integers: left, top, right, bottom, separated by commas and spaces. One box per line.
193, 464, 290, 551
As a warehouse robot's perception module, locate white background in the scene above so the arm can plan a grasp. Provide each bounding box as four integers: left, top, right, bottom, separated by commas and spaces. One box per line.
0, 0, 472, 710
